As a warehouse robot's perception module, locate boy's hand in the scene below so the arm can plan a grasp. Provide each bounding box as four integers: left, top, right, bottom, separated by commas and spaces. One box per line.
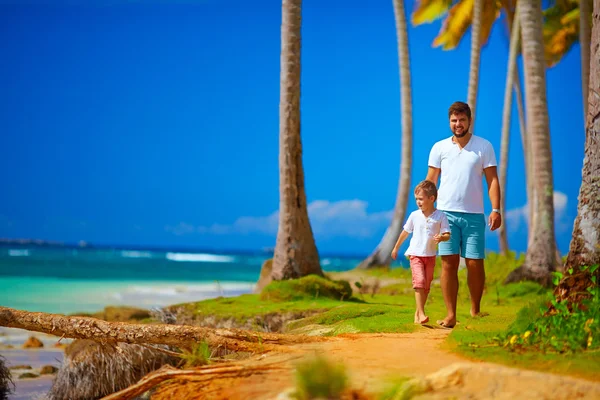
391, 249, 398, 260
433, 234, 442, 243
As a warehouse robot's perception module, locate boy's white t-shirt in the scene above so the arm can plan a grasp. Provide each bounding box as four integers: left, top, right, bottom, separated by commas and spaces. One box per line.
403, 209, 450, 257
428, 135, 497, 214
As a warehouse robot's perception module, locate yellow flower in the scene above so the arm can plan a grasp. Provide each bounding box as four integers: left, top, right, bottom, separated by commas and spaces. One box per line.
584, 319, 594, 333
510, 335, 518, 345
523, 331, 532, 339
588, 335, 593, 348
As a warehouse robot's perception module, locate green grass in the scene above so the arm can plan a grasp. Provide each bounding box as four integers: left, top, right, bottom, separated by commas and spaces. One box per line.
171, 253, 600, 381
293, 355, 348, 400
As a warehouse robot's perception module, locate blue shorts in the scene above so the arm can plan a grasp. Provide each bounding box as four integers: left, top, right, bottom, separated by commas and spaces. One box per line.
438, 211, 486, 259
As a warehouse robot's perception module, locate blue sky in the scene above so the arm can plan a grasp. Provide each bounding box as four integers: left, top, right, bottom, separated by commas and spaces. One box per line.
0, 0, 585, 256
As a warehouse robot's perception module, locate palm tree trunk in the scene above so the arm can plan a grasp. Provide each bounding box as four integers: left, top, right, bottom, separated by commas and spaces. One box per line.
272, 0, 322, 280
554, 0, 600, 303
467, 0, 483, 129
0, 307, 317, 352
513, 71, 536, 242
505, 0, 557, 286
580, 0, 592, 120
498, 7, 521, 255
513, 76, 535, 242
505, 3, 535, 245
358, 0, 413, 269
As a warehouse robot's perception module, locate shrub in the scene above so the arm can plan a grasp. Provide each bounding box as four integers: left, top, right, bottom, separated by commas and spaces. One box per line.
260, 275, 354, 302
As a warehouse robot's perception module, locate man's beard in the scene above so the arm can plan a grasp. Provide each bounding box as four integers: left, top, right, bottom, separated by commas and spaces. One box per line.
452, 122, 470, 138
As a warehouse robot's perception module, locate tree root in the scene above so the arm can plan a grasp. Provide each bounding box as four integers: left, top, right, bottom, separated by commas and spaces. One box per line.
99, 363, 289, 400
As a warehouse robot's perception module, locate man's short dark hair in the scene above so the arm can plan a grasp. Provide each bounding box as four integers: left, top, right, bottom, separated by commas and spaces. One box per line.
448, 101, 472, 120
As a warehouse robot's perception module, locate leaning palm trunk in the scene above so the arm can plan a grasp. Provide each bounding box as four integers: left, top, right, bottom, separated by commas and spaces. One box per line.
505, 0, 557, 286
554, 0, 600, 304
358, 0, 413, 269
504, 4, 535, 243
467, 0, 483, 128
271, 0, 322, 280
0, 307, 320, 352
498, 7, 521, 255
580, 0, 592, 119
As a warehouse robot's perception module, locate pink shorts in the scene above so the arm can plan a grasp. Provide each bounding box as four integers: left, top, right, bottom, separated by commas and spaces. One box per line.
409, 256, 436, 293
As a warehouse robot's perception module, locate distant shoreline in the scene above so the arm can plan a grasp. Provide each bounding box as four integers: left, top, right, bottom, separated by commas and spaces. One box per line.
0, 238, 370, 260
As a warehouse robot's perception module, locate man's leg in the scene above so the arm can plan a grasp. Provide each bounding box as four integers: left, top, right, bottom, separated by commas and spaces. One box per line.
465, 258, 485, 317
440, 254, 460, 327
437, 211, 461, 328
463, 213, 487, 317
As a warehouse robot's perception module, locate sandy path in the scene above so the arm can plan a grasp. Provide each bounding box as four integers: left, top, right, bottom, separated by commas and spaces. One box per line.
160, 327, 471, 400
178, 327, 600, 400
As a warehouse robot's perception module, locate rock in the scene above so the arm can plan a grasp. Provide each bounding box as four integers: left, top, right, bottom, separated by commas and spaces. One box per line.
22, 336, 43, 349
17, 372, 39, 379
40, 365, 58, 375
400, 362, 600, 400
8, 365, 32, 370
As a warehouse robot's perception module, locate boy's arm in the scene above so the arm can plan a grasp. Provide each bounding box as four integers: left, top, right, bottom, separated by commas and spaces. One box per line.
436, 214, 451, 242
437, 232, 451, 242
393, 230, 410, 251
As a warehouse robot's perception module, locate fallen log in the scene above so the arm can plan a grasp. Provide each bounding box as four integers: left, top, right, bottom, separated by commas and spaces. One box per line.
0, 307, 322, 353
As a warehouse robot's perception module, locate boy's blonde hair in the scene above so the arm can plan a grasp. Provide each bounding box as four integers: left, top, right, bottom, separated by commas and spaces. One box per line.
414, 180, 437, 201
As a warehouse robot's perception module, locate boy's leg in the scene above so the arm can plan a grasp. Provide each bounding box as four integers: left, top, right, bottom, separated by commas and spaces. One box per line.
463, 213, 487, 317
437, 212, 461, 328
415, 289, 429, 324
410, 256, 429, 323
424, 256, 436, 297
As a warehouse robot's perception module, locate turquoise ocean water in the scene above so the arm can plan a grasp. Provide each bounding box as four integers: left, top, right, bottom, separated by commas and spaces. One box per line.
0, 245, 363, 315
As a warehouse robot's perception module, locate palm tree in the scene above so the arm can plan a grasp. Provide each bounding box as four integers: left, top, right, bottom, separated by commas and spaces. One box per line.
467, 0, 483, 124
270, 0, 322, 280
498, 6, 521, 255
358, 0, 413, 269
504, 0, 557, 286
579, 0, 592, 119
554, 0, 599, 304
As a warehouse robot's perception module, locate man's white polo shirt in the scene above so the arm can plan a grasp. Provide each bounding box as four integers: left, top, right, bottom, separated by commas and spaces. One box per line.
428, 135, 497, 214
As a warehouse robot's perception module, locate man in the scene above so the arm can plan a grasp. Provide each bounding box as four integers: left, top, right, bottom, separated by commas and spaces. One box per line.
426, 101, 501, 328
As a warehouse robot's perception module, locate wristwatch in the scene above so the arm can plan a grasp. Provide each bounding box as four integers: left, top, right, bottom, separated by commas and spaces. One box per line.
492, 208, 501, 215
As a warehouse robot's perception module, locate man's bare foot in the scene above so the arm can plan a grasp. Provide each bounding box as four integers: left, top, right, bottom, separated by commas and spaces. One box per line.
436, 318, 456, 329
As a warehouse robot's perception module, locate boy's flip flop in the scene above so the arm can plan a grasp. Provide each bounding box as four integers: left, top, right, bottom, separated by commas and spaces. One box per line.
436, 320, 455, 329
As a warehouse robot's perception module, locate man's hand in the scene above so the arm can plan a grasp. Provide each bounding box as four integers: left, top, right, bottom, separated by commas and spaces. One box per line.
433, 234, 443, 243
391, 248, 398, 260
489, 211, 502, 231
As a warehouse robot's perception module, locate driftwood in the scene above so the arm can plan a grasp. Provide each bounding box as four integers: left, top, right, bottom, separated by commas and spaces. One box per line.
0, 307, 322, 353
100, 363, 288, 400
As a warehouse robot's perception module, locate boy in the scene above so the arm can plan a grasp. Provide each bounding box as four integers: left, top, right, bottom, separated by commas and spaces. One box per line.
391, 180, 451, 324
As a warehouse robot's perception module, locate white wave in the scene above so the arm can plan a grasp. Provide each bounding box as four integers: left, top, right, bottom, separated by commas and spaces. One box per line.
165, 252, 235, 263
109, 281, 255, 307
121, 250, 154, 258
8, 249, 30, 257
125, 282, 253, 296
321, 258, 332, 266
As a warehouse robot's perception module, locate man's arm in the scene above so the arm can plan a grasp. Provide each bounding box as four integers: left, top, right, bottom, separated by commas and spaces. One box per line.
426, 166, 440, 187
484, 166, 502, 231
